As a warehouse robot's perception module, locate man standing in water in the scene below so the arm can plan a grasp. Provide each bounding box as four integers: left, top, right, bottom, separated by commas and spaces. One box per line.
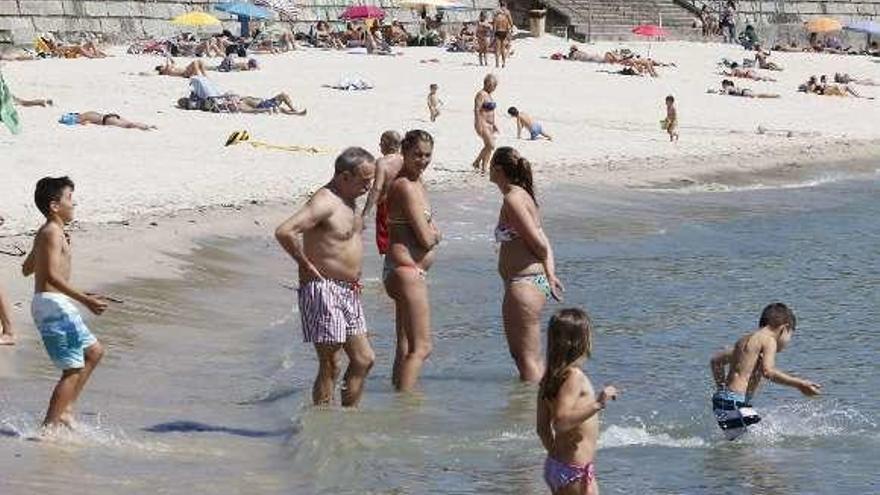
493, 1, 514, 68
275, 147, 377, 407
362, 131, 404, 256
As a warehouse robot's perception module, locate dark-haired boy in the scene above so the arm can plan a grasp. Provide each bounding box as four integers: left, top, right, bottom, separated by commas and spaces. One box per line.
22, 176, 107, 430
709, 303, 821, 440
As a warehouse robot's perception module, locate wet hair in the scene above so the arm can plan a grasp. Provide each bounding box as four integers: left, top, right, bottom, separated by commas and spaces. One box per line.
665, 95, 675, 103
34, 176, 75, 217
401, 129, 434, 153
379, 130, 402, 154
506, 106, 519, 117
334, 147, 375, 175
429, 83, 438, 91
759, 303, 796, 332
539, 308, 593, 401
154, 65, 163, 73
490, 147, 536, 204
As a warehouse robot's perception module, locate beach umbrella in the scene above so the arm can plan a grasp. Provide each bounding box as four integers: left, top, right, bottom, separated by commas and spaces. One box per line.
632, 24, 668, 38
632, 24, 667, 57
171, 11, 222, 26
805, 17, 842, 33
254, 0, 301, 20
340, 5, 386, 20
215, 2, 272, 20
397, 0, 460, 8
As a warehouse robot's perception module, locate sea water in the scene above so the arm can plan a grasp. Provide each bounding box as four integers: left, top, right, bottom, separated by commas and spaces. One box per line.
1, 171, 878, 494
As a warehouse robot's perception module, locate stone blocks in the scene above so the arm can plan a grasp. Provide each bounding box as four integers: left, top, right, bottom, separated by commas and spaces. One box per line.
18, 1, 65, 16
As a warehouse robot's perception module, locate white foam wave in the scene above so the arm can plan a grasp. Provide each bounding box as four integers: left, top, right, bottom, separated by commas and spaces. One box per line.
600, 425, 707, 449
1, 412, 171, 453
741, 400, 876, 444
649, 172, 861, 194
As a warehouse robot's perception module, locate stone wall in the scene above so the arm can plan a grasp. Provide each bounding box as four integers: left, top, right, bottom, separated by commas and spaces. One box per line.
0, 0, 495, 46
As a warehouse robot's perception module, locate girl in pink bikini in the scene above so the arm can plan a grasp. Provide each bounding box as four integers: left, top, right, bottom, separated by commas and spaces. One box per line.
537, 308, 618, 495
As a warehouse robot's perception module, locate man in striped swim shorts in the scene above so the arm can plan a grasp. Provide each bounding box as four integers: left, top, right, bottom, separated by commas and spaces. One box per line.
276, 147, 377, 407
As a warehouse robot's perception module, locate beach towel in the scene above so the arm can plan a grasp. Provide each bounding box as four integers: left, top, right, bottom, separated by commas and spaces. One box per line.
224, 129, 328, 154
0, 72, 21, 134
326, 75, 373, 91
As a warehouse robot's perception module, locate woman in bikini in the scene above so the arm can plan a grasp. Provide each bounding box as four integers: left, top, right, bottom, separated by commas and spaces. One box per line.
384, 130, 442, 392
472, 74, 498, 175
58, 111, 156, 130
490, 147, 563, 382
476, 11, 492, 66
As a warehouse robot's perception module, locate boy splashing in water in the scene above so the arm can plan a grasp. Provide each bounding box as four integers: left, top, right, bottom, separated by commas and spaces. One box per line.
537, 308, 617, 494
710, 302, 821, 440
23, 177, 107, 431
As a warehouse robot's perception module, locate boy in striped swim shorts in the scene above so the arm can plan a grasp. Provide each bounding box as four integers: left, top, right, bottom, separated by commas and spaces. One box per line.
276, 147, 377, 407
709, 303, 822, 440
22, 176, 109, 430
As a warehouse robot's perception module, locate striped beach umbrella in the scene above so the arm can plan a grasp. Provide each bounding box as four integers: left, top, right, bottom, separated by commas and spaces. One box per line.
254, 0, 302, 20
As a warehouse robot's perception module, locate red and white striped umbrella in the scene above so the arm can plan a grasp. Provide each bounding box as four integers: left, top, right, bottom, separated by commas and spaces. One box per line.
254, 0, 301, 20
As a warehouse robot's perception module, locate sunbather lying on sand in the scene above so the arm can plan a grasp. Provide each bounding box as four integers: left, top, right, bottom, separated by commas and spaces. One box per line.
40, 38, 109, 59
720, 65, 777, 81
235, 93, 307, 115
567, 46, 614, 63
13, 95, 52, 107
58, 111, 156, 130
211, 55, 259, 72
155, 58, 208, 78
708, 79, 780, 98
834, 72, 879, 86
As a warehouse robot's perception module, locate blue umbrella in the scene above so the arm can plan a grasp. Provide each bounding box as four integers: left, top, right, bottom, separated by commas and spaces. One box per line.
844, 20, 880, 35
215, 2, 272, 19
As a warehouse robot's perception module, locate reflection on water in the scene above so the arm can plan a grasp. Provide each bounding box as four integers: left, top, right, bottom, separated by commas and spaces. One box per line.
2, 175, 879, 494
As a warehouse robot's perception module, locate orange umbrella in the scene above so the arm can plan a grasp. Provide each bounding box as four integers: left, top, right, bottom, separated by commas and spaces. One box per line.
805, 17, 842, 33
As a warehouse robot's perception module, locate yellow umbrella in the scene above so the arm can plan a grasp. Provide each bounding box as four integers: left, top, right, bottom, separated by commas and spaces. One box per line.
172, 11, 222, 27
805, 17, 842, 33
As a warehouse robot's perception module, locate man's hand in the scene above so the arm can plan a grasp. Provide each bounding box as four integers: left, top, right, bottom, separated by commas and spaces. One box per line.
797, 380, 822, 397
83, 295, 108, 315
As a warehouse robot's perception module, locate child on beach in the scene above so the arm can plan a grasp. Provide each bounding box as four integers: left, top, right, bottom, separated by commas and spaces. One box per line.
710, 303, 821, 441
507, 107, 552, 141
427, 84, 443, 122
0, 284, 14, 345
22, 177, 107, 430
661, 95, 679, 142
537, 308, 618, 495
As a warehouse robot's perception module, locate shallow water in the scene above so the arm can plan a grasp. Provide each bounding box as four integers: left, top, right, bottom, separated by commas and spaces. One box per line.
2, 171, 879, 494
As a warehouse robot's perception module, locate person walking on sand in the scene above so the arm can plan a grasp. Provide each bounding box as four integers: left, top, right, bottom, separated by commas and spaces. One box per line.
362, 131, 404, 257
275, 148, 377, 407
384, 130, 441, 392
662, 95, 679, 142
491, 147, 563, 382
0, 283, 14, 345
22, 176, 108, 430
472, 74, 498, 175
476, 11, 492, 66
493, 0, 514, 68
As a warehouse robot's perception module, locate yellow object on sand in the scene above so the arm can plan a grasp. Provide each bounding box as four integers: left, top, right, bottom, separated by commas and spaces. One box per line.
225, 130, 329, 154
805, 17, 842, 33
172, 11, 222, 27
